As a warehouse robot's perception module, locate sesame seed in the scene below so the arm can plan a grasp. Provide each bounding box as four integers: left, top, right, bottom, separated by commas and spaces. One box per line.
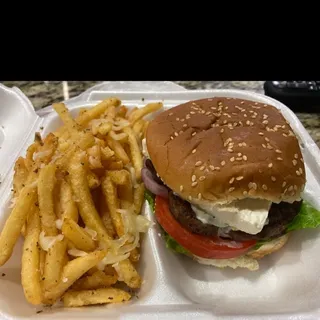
215, 167, 221, 170
292, 160, 297, 166
283, 188, 288, 194
246, 121, 251, 125
201, 110, 205, 114
192, 132, 196, 136
220, 128, 224, 133
192, 182, 198, 187
282, 125, 286, 129
249, 110, 254, 113
248, 182, 257, 190
224, 138, 232, 147
181, 119, 185, 122
190, 111, 195, 114
211, 107, 216, 110
294, 154, 298, 159
299, 167, 303, 174
263, 114, 268, 120
271, 176, 276, 182
209, 165, 215, 171
288, 186, 293, 191
228, 148, 233, 152
294, 185, 298, 191
268, 163, 273, 168
221, 160, 226, 166
244, 114, 247, 117
186, 115, 191, 119
188, 195, 192, 201
180, 185, 184, 191
259, 132, 264, 136
170, 136, 174, 140
243, 155, 248, 161
282, 181, 287, 188
228, 187, 235, 192
243, 191, 248, 196
238, 143, 242, 147
265, 137, 270, 142
238, 153, 242, 157
208, 98, 213, 101
192, 149, 197, 154
262, 184, 268, 190
276, 149, 282, 154
262, 144, 266, 148
263, 104, 267, 107
236, 176, 244, 181
183, 124, 187, 128
300, 158, 303, 162
254, 102, 258, 105
240, 101, 244, 104
277, 157, 283, 161
198, 193, 202, 199
283, 133, 288, 137
200, 166, 205, 171
169, 113, 173, 116
179, 130, 183, 134
176, 118, 180, 121
262, 120, 268, 125
267, 144, 273, 150
199, 176, 206, 181
206, 111, 211, 115
230, 157, 235, 162
236, 157, 242, 161
174, 132, 178, 137
192, 175, 196, 182
223, 120, 227, 124
296, 170, 300, 176
195, 161, 202, 167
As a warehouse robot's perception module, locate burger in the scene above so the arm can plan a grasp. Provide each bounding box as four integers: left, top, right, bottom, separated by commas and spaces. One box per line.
141, 97, 320, 271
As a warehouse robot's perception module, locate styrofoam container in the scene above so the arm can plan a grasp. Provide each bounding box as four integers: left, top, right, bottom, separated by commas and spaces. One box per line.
0, 83, 320, 320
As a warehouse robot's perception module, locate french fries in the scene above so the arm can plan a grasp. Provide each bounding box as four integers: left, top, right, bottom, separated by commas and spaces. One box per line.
62, 218, 96, 252
63, 287, 131, 307
1, 98, 160, 308
21, 207, 42, 305
38, 164, 57, 236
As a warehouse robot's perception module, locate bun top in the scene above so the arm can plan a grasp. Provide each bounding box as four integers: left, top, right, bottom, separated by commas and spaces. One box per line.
146, 97, 306, 204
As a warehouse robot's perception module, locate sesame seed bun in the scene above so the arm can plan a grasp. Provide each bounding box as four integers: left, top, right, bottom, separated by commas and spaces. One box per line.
146, 97, 306, 204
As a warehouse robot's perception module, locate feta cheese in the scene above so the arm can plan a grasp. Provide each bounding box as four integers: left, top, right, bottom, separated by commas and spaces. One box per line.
192, 198, 271, 235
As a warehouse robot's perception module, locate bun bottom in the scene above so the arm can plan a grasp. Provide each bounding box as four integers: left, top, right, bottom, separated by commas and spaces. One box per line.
192, 234, 289, 271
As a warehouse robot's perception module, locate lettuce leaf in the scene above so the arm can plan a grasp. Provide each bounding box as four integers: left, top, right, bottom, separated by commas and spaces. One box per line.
286, 201, 320, 232
144, 190, 190, 256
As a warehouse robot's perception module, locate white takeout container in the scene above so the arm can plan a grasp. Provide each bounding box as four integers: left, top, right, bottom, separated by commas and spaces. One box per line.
0, 82, 320, 320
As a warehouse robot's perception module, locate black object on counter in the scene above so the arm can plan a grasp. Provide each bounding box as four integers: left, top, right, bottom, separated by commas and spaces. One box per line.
264, 81, 320, 112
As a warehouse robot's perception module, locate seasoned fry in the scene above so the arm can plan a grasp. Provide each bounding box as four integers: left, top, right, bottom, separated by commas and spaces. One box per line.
99, 196, 117, 239
68, 152, 112, 245
0, 185, 37, 266
143, 120, 149, 138
115, 259, 141, 288
43, 238, 68, 291
21, 207, 42, 305
38, 164, 57, 236
87, 171, 100, 189
105, 160, 123, 170
116, 106, 128, 118
100, 146, 114, 161
132, 119, 145, 138
125, 107, 138, 119
130, 248, 140, 262
101, 175, 122, 237
63, 287, 131, 307
39, 249, 46, 276
108, 170, 130, 186
13, 157, 29, 196
44, 250, 106, 303
76, 98, 121, 126
62, 218, 96, 252
72, 270, 118, 290
133, 183, 145, 214
107, 137, 130, 165
128, 102, 163, 124
58, 179, 78, 222
123, 126, 143, 181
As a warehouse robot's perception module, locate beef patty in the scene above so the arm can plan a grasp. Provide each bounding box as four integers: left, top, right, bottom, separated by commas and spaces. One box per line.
168, 191, 302, 241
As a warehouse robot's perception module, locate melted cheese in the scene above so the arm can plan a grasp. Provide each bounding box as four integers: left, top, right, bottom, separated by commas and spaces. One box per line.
192, 198, 271, 235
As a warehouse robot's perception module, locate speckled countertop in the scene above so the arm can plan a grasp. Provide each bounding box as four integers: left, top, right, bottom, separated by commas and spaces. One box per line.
1, 81, 320, 148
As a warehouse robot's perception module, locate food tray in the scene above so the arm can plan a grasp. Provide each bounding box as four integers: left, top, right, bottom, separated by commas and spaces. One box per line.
0, 84, 320, 319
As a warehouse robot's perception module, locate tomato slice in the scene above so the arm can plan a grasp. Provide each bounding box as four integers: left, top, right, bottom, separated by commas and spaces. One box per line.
155, 196, 257, 259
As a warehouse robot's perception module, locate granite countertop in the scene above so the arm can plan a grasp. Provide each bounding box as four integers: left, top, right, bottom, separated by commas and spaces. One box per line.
1, 81, 320, 148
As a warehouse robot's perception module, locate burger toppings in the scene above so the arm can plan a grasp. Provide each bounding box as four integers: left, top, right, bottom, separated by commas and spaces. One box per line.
142, 97, 320, 268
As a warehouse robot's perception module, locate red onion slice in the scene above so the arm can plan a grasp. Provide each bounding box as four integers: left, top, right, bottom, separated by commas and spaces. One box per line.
142, 168, 168, 198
